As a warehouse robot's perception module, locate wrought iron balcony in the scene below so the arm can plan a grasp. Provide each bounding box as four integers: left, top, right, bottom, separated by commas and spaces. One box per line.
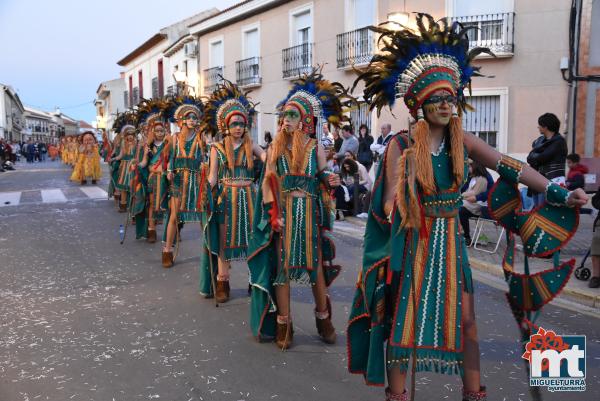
337, 26, 376, 69
166, 85, 176, 96
282, 43, 313, 79
204, 66, 223, 93
450, 12, 515, 56
236, 57, 261, 87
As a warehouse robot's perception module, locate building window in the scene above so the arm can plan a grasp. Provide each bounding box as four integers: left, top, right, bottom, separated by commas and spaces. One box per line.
350, 101, 372, 132
209, 38, 224, 68
128, 76, 133, 108
138, 70, 143, 99
462, 95, 500, 148
158, 59, 164, 97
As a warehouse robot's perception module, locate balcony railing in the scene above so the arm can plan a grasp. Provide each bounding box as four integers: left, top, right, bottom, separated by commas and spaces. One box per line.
450, 12, 515, 55
166, 85, 176, 96
337, 26, 376, 68
236, 57, 261, 87
282, 43, 313, 79
204, 66, 223, 93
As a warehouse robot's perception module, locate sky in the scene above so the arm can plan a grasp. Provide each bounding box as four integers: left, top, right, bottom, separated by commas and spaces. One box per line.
0, 0, 239, 123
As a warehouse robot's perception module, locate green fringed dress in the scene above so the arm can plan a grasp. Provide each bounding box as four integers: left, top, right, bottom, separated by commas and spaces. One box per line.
347, 134, 580, 387
168, 133, 205, 223
147, 141, 170, 220
246, 139, 340, 339
347, 134, 472, 385
213, 142, 256, 261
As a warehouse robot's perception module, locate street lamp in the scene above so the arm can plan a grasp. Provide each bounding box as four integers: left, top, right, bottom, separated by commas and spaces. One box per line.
173, 70, 187, 96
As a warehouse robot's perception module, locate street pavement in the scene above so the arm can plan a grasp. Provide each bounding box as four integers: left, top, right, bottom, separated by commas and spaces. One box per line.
0, 161, 599, 401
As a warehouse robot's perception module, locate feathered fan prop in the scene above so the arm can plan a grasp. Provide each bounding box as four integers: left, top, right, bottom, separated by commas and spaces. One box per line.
353, 13, 493, 117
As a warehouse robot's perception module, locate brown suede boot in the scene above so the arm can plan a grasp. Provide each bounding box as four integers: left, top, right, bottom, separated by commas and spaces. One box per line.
315, 296, 336, 344
162, 251, 173, 268
462, 386, 487, 401
81, 180, 87, 185
275, 319, 294, 350
119, 203, 127, 213
215, 280, 230, 303
147, 229, 156, 243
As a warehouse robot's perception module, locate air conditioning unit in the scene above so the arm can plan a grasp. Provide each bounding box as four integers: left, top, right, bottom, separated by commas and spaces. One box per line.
184, 43, 197, 58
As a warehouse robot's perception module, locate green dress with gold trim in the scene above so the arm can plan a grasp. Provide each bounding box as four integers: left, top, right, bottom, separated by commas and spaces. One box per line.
246, 138, 340, 339
347, 133, 579, 386
168, 132, 204, 223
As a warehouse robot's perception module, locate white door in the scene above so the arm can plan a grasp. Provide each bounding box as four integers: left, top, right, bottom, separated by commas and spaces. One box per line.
244, 28, 259, 59
353, 0, 374, 30
293, 11, 311, 45
210, 40, 224, 68
453, 0, 512, 15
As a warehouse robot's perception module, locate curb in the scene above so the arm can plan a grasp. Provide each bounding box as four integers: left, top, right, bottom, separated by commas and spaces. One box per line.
469, 257, 600, 309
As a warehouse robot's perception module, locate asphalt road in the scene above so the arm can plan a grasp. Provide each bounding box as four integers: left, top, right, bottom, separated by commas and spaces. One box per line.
0, 161, 598, 401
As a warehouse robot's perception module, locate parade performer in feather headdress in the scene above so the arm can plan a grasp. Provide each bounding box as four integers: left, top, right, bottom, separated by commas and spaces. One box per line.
346, 14, 588, 401
198, 79, 264, 303
109, 111, 138, 213
137, 100, 171, 244
108, 114, 128, 205
162, 96, 206, 268
247, 68, 354, 349
70, 131, 102, 184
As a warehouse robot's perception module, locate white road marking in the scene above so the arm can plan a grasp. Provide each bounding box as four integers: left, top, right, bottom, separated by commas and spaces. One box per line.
0, 192, 22, 207
41, 189, 68, 203
79, 186, 108, 199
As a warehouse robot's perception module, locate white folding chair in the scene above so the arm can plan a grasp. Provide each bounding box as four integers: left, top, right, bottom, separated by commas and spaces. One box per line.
472, 217, 505, 254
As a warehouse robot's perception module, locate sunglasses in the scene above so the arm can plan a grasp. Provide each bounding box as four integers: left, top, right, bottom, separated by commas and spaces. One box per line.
423, 95, 458, 106
282, 110, 300, 120
229, 121, 246, 129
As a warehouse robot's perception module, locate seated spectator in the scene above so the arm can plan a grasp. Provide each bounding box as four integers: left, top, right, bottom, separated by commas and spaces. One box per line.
334, 158, 372, 219
566, 153, 588, 191
459, 160, 492, 244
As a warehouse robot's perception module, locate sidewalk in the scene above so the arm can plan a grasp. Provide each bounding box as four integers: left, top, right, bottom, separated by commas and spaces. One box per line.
334, 212, 600, 309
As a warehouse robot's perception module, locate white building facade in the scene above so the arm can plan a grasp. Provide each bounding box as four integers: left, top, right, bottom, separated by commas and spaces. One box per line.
0, 84, 25, 142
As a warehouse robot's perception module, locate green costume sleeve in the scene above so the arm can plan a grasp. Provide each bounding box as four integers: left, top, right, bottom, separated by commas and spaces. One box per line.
247, 167, 278, 340
198, 185, 220, 297
347, 136, 401, 386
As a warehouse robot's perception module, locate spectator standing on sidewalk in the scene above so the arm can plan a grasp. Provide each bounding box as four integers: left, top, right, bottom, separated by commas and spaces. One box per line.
39, 142, 47, 162
566, 153, 588, 191
26, 140, 35, 163
11, 141, 20, 162
357, 124, 374, 171
590, 190, 600, 288
332, 126, 343, 153
527, 113, 567, 205
335, 125, 359, 161
370, 122, 394, 160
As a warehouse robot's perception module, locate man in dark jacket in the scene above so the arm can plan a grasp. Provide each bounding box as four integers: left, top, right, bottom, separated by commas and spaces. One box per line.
527, 113, 567, 205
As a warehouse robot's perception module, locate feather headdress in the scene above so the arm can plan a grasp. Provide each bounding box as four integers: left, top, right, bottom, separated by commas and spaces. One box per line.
112, 110, 137, 135
278, 67, 356, 137
354, 13, 493, 118
137, 98, 170, 127
202, 78, 256, 139
165, 95, 204, 123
